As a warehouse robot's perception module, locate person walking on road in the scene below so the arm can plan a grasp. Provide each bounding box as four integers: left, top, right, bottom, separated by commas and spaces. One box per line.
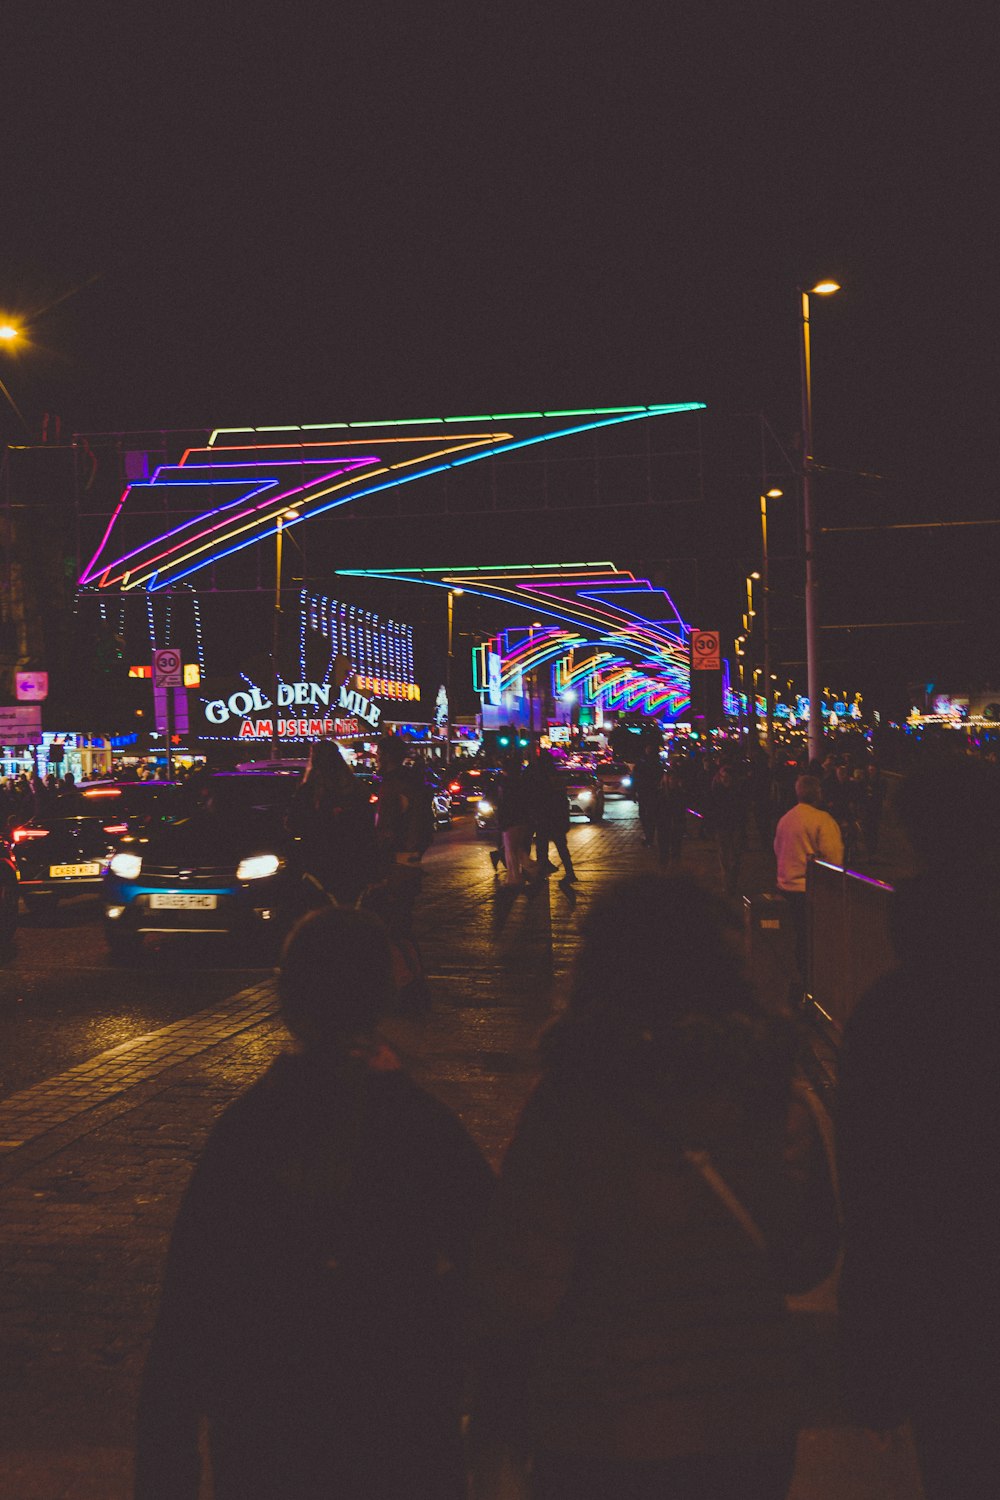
470, 875, 838, 1500
837, 759, 1000, 1500
286, 740, 377, 907
708, 761, 748, 898
530, 752, 576, 884
135, 905, 493, 1500
495, 753, 535, 889
654, 763, 687, 867
631, 741, 664, 845
773, 774, 843, 990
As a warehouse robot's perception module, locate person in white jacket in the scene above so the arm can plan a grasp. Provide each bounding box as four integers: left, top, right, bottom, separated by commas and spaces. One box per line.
773, 775, 844, 991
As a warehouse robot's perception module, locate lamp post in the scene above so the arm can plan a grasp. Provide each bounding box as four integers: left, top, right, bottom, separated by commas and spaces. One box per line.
271, 509, 299, 760
799, 279, 840, 764
734, 634, 746, 740
759, 487, 783, 758
445, 588, 462, 766
528, 621, 542, 739
744, 573, 760, 745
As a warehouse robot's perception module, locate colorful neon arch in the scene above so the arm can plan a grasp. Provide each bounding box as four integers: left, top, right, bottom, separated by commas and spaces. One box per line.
78, 404, 703, 592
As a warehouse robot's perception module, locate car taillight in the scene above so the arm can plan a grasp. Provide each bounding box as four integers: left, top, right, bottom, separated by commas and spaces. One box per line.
449, 782, 462, 792
103, 823, 129, 834
83, 788, 122, 798
12, 827, 49, 841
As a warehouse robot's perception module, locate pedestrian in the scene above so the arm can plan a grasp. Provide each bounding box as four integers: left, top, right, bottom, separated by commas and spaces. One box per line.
708, 761, 748, 897
859, 761, 885, 857
837, 760, 1000, 1499
470, 875, 838, 1500
529, 752, 576, 884
653, 762, 686, 866
773, 775, 844, 992
286, 740, 377, 907
368, 736, 434, 1010
495, 753, 535, 889
135, 904, 494, 1500
631, 741, 663, 845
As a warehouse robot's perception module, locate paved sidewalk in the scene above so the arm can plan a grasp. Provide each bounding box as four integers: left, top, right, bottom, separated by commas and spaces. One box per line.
0, 810, 924, 1498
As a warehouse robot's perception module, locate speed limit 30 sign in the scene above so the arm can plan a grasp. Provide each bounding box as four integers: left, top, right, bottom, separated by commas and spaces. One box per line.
690, 630, 721, 671
152, 647, 184, 689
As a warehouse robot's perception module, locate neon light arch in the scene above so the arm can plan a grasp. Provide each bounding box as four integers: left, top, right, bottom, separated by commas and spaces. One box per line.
78, 404, 704, 591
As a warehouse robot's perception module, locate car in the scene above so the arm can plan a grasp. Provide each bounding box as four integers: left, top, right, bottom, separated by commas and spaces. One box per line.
594, 760, 633, 798
558, 766, 605, 822
102, 771, 301, 958
445, 766, 492, 813
9, 782, 182, 914
0, 833, 18, 946
472, 772, 504, 835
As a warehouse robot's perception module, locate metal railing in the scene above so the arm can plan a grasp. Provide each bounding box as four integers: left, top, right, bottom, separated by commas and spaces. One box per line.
807, 859, 896, 1037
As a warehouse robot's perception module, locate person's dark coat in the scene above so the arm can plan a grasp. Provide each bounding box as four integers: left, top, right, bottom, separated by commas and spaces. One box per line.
135, 1045, 493, 1500
837, 869, 1000, 1482
472, 1013, 838, 1463
286, 774, 377, 905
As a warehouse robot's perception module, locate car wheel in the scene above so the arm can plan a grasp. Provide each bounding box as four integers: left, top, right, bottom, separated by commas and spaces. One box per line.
0, 881, 18, 946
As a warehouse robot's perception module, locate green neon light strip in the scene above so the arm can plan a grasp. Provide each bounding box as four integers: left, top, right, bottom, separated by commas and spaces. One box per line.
211, 403, 704, 442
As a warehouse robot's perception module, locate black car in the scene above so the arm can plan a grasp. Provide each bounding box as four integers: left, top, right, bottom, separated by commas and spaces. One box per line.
9, 781, 182, 914
0, 833, 17, 945
102, 771, 302, 957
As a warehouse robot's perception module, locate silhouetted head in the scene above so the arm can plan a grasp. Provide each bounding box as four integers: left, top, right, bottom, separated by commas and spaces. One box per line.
795, 775, 822, 806
279, 906, 394, 1050
377, 736, 407, 773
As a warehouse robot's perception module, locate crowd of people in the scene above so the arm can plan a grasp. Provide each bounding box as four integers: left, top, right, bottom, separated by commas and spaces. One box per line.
127, 732, 998, 1499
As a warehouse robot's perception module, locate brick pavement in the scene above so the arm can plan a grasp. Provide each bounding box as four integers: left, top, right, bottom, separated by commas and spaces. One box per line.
0, 806, 925, 1498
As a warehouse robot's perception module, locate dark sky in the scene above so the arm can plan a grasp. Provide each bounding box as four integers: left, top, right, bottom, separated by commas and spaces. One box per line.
3, 4, 997, 710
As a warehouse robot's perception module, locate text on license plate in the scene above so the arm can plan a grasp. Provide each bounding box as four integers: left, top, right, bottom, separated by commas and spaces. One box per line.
149, 893, 218, 910
49, 862, 102, 878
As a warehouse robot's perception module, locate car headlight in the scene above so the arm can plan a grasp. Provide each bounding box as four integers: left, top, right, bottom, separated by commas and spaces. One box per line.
478, 799, 493, 814
621, 775, 632, 788
109, 851, 142, 880
236, 853, 281, 882
577, 789, 593, 803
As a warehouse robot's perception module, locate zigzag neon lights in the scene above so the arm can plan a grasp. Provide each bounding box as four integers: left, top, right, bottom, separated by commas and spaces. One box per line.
343, 562, 693, 722
79, 405, 704, 591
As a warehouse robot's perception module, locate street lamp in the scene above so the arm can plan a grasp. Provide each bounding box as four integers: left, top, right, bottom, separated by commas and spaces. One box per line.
0, 322, 27, 426
271, 509, 300, 760
445, 587, 463, 767
799, 279, 840, 763
759, 487, 783, 758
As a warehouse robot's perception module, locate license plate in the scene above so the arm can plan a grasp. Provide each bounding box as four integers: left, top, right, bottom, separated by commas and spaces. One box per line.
149, 893, 218, 910
49, 862, 102, 879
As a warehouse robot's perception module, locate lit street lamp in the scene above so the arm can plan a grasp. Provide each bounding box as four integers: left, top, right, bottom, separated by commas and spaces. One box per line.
0, 322, 27, 426
799, 279, 840, 763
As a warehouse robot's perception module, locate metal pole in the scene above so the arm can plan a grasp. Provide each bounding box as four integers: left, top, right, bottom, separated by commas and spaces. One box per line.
761, 493, 774, 759
271, 517, 283, 761
799, 289, 822, 765
745, 576, 758, 745
445, 590, 453, 767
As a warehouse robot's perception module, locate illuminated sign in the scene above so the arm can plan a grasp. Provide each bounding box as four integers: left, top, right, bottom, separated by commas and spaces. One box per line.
200, 680, 381, 738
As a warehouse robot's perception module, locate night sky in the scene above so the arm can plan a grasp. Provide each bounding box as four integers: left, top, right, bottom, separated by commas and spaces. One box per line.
3, 5, 996, 713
